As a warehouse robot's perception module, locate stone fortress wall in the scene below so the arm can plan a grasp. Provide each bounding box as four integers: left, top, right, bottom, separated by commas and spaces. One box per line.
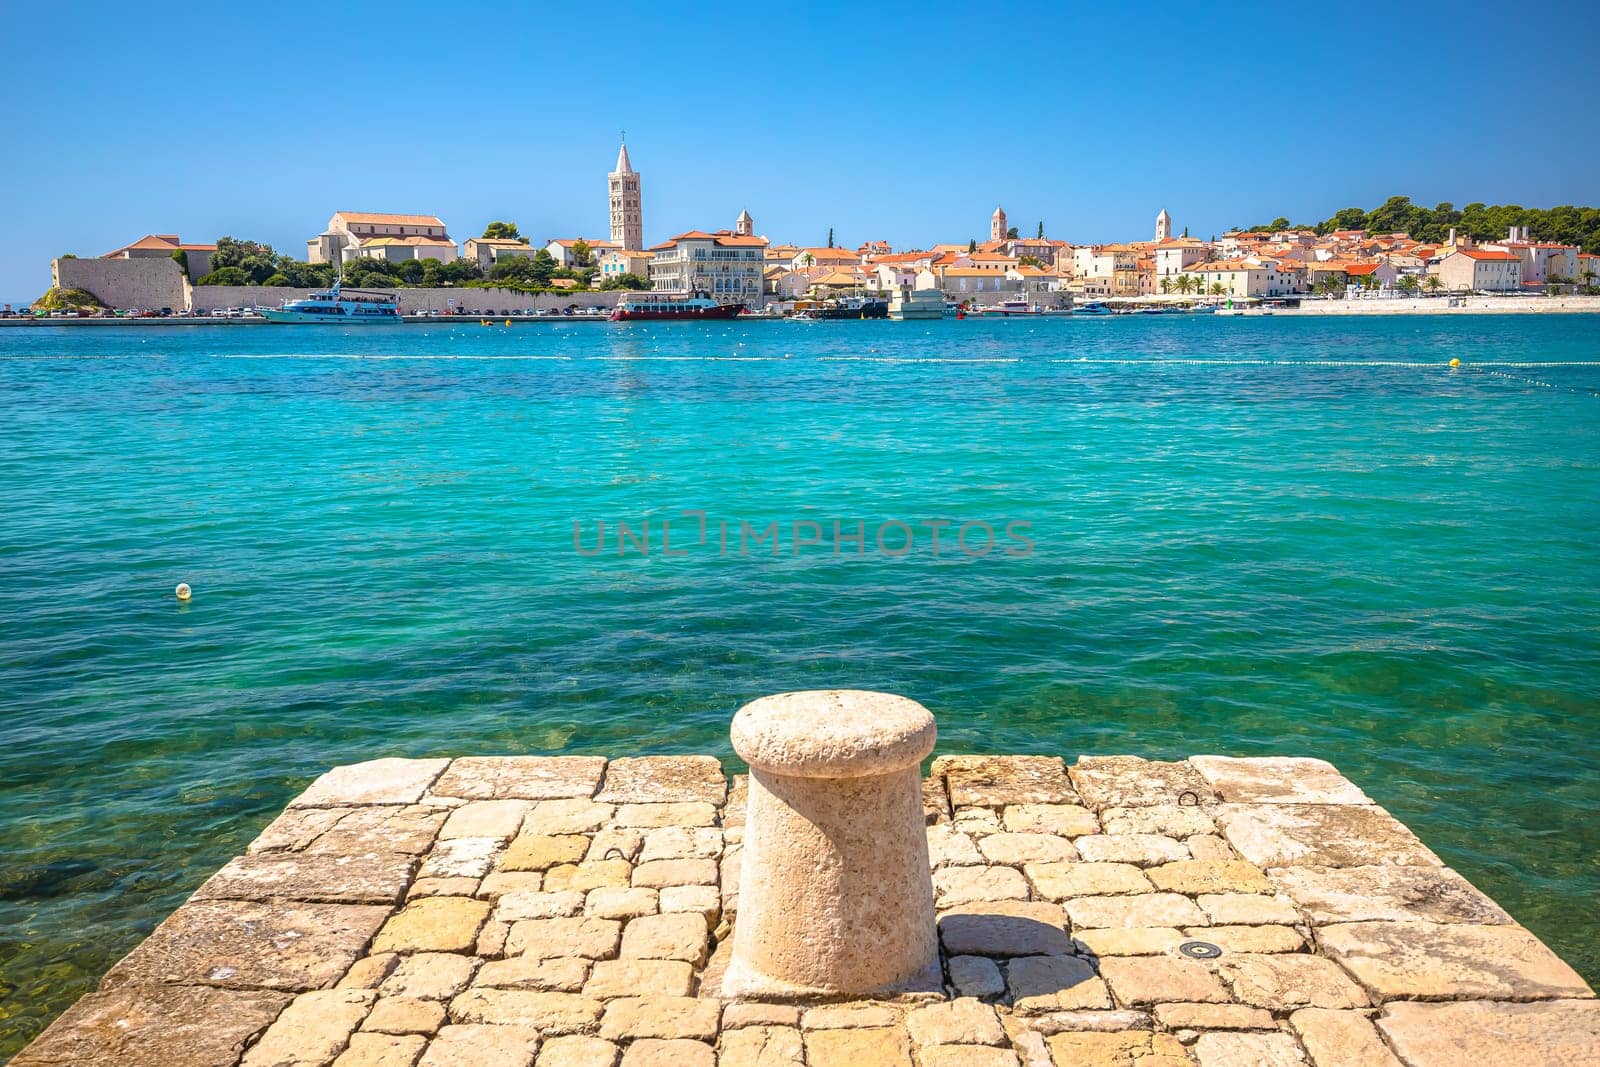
53, 257, 188, 311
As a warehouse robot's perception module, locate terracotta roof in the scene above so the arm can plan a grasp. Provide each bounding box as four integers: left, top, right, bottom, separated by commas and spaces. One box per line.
362, 235, 456, 247
1191, 260, 1275, 271
548, 238, 617, 248
1452, 249, 1521, 262
1342, 263, 1381, 276
335, 211, 447, 227
103, 233, 217, 256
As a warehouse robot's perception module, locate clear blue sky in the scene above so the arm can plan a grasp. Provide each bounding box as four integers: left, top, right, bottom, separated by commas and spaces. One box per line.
4, 0, 1598, 303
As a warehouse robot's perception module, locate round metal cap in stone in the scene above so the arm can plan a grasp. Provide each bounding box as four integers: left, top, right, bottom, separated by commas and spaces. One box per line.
732, 690, 937, 779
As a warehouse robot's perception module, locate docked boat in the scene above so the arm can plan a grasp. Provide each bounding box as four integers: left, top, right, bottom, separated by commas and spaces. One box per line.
610, 292, 745, 321
814, 296, 889, 320
1074, 301, 1111, 315
258, 280, 401, 324
972, 299, 1073, 317
887, 287, 943, 320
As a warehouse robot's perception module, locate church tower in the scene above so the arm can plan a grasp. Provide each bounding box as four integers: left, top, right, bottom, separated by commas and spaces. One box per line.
991, 205, 1008, 243
1156, 208, 1172, 242
609, 137, 643, 251
735, 209, 754, 237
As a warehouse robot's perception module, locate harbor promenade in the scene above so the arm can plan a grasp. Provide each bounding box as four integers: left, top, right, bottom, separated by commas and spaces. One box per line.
14, 749, 1596, 1066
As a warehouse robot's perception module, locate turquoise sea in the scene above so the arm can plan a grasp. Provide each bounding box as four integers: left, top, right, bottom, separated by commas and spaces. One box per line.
1, 314, 1598, 1056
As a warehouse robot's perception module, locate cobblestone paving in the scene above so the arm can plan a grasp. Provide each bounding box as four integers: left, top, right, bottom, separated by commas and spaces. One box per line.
14, 754, 1598, 1066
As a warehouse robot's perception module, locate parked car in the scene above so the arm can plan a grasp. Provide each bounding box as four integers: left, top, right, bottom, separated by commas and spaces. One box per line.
210, 308, 229, 317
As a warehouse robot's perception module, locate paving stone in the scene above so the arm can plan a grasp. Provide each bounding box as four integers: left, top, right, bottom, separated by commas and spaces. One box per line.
1378, 999, 1600, 1065
304, 807, 451, 857
193, 849, 417, 906
534, 1035, 618, 1067
939, 900, 1073, 957
1026, 862, 1152, 900
496, 890, 586, 921
919, 1047, 1021, 1067
599, 995, 721, 1040
1098, 955, 1231, 1006
524, 800, 614, 836
952, 808, 1005, 836
1195, 893, 1300, 926
631, 858, 717, 888
433, 757, 607, 801
450, 989, 603, 1034
1319, 920, 1593, 1000
473, 956, 591, 992
543, 861, 633, 893
927, 825, 986, 868
619, 1039, 714, 1067
1100, 805, 1218, 839
1018, 1010, 1154, 1035
583, 958, 695, 997
374, 897, 493, 954
477, 920, 511, 959
1153, 1002, 1275, 1030
248, 806, 353, 853
1288, 1008, 1401, 1067
409, 877, 481, 900
586, 828, 645, 863
1146, 860, 1271, 895
1216, 954, 1369, 1010
1005, 955, 1113, 1011
293, 759, 452, 807
1191, 756, 1370, 806
381, 954, 479, 1000
417, 1023, 542, 1067
1063, 893, 1206, 929
718, 1025, 805, 1066
979, 833, 1081, 865
596, 756, 726, 805
1043, 1029, 1191, 1067
479, 873, 546, 900
803, 1026, 913, 1067
610, 802, 719, 828
801, 1002, 902, 1029
1191, 1031, 1307, 1067
935, 755, 1077, 806
1070, 928, 1183, 957
505, 917, 621, 960
658, 884, 719, 923
1181, 925, 1305, 953
331, 1032, 428, 1066
1186, 835, 1235, 861
923, 775, 953, 824
1069, 757, 1211, 811
101, 900, 390, 992
341, 954, 402, 990
1001, 803, 1101, 837
1215, 804, 1441, 869
1074, 834, 1189, 866
638, 827, 723, 861
240, 988, 376, 1066
419, 837, 501, 879
722, 1003, 802, 1028
586, 886, 659, 920
907, 998, 1007, 1045
501, 835, 591, 872
1268, 865, 1513, 925
620, 912, 709, 965
933, 865, 1031, 906
440, 800, 532, 841
948, 954, 1007, 998
363, 996, 447, 1035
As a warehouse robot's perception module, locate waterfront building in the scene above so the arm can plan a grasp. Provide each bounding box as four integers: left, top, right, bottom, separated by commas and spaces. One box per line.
789, 247, 862, 271
1155, 208, 1172, 242
1432, 248, 1523, 291
545, 238, 618, 269
1579, 252, 1600, 286
1154, 237, 1209, 277
648, 229, 768, 306
1188, 259, 1302, 298
990, 205, 1008, 242
462, 237, 533, 271
608, 139, 644, 250
307, 212, 456, 265
1484, 226, 1580, 286
100, 233, 217, 278
599, 248, 655, 284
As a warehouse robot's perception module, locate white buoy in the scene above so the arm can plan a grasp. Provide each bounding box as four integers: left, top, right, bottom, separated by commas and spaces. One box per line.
175, 583, 192, 601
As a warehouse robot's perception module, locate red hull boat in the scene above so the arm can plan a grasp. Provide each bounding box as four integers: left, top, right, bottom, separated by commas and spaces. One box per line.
610, 293, 746, 322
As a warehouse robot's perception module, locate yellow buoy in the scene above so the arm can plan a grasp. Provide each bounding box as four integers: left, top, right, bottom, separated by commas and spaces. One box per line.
504, 319, 512, 327
1449, 357, 1461, 367
175, 582, 192, 601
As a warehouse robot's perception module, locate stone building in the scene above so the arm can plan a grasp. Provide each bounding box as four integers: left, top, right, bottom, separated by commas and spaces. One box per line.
609, 139, 644, 251
990, 205, 1008, 242
648, 224, 768, 306
100, 233, 217, 278
307, 212, 456, 265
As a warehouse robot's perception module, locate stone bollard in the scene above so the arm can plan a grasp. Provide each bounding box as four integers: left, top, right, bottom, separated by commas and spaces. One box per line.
723, 689, 941, 997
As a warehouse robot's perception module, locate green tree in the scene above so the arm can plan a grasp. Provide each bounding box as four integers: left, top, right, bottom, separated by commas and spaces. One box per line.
195, 266, 249, 286
1006, 226, 1019, 240
571, 240, 594, 268
1396, 274, 1420, 294
1159, 277, 1173, 294
599, 273, 650, 291
262, 272, 291, 287
1208, 282, 1226, 296
482, 221, 521, 240
1036, 221, 1044, 239
1425, 275, 1444, 293
827, 227, 835, 249
967, 238, 976, 253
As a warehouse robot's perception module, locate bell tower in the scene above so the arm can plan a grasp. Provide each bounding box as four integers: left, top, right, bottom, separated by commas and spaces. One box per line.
990, 205, 1007, 243
609, 135, 643, 251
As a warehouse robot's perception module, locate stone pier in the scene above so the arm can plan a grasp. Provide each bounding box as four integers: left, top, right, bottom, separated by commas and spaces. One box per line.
13, 752, 1598, 1066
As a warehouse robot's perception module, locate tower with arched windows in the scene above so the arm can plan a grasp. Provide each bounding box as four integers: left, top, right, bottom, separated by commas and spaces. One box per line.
1156, 208, 1173, 242
991, 205, 1008, 243
609, 138, 643, 251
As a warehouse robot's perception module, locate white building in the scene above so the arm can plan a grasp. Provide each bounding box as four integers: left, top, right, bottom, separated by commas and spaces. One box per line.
1432, 248, 1523, 291
1155, 209, 1172, 242
307, 212, 456, 264
545, 238, 617, 269
462, 237, 533, 271
608, 139, 644, 251
1484, 226, 1580, 286
1153, 237, 1209, 277
598, 248, 654, 285
649, 228, 768, 307
1188, 260, 1301, 298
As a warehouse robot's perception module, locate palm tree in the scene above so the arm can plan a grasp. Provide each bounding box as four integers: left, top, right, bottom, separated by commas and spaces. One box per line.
1424, 275, 1444, 294
1159, 277, 1172, 295
1582, 269, 1596, 292
1397, 275, 1420, 295
1209, 282, 1227, 297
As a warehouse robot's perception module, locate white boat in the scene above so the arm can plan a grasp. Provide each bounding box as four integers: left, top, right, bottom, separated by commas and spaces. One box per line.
258, 280, 401, 324
972, 299, 1074, 317
888, 288, 944, 320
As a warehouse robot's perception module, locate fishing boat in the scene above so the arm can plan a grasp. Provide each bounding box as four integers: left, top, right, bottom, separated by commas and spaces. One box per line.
610, 292, 744, 321
258, 279, 401, 324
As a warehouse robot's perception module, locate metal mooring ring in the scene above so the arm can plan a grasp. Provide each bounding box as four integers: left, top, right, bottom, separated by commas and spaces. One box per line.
1179, 940, 1223, 959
